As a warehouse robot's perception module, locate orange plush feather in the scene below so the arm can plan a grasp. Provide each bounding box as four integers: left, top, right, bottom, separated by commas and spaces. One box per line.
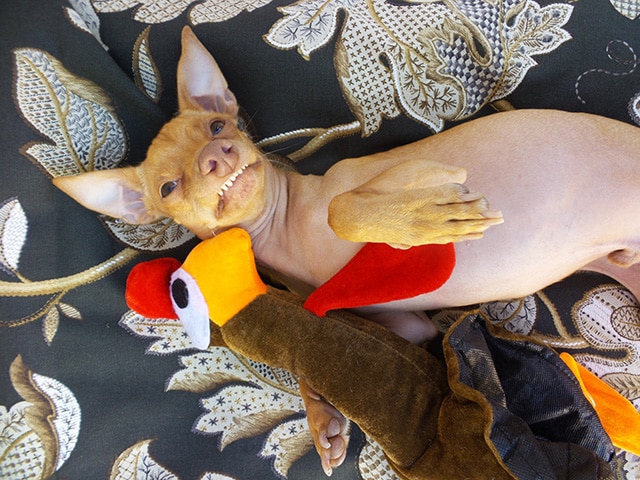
560, 352, 640, 455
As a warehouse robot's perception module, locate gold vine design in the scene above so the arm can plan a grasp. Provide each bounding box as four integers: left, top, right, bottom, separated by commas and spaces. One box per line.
0, 248, 138, 327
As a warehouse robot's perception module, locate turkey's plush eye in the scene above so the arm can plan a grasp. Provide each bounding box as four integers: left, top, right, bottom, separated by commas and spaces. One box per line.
210, 120, 225, 136
170, 267, 211, 350
160, 180, 178, 198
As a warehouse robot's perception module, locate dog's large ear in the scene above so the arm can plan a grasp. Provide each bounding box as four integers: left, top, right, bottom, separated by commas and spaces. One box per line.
53, 168, 161, 224
177, 27, 239, 116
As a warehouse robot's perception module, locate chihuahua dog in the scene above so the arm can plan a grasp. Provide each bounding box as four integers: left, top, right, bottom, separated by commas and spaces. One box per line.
54, 27, 640, 476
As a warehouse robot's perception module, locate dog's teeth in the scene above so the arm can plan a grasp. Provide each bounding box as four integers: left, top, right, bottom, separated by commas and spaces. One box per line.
217, 164, 250, 197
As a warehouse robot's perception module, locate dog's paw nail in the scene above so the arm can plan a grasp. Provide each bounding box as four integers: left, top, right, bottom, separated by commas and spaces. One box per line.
483, 210, 504, 221
322, 457, 333, 476
460, 191, 483, 201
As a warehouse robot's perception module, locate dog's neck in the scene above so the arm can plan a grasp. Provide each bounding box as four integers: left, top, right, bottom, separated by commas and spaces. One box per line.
238, 162, 297, 270
236, 161, 329, 292
240, 161, 288, 251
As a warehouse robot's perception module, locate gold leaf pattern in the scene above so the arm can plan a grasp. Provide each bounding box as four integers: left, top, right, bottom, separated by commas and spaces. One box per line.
167, 349, 260, 393
119, 310, 194, 353
65, 0, 108, 49
104, 217, 195, 251
479, 296, 538, 335
195, 383, 303, 449
601, 372, 640, 401
0, 402, 46, 480
0, 247, 138, 298
573, 285, 640, 371
611, 304, 640, 341
260, 418, 315, 477
93, 0, 273, 24
109, 440, 178, 480
133, 27, 162, 102
58, 302, 83, 321
608, 0, 640, 20
14, 48, 127, 176
42, 307, 60, 346
8, 356, 81, 476
266, 0, 573, 134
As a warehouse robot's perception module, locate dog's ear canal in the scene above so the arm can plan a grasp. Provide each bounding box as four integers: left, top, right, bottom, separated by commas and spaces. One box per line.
177, 27, 239, 117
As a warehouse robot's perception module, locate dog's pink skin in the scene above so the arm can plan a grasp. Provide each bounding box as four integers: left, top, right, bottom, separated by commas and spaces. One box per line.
248, 110, 640, 312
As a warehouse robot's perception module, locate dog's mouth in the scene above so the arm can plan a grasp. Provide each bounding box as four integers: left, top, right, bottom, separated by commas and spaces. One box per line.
215, 161, 258, 217
217, 163, 249, 199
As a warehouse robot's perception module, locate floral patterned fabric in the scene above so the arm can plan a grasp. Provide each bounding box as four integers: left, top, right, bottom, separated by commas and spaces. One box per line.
1, 1, 639, 479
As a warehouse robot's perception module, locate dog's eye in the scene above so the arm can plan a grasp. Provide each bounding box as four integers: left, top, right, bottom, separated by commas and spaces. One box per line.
160, 180, 178, 198
210, 120, 225, 136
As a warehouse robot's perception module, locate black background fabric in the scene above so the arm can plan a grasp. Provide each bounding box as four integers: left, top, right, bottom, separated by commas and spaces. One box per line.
1, 0, 639, 479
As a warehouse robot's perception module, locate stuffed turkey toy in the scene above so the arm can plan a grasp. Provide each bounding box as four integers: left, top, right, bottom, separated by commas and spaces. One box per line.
126, 228, 640, 480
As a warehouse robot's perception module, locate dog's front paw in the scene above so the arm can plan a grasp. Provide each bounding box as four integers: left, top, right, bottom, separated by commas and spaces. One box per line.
428, 183, 504, 243
328, 183, 503, 246
299, 379, 350, 477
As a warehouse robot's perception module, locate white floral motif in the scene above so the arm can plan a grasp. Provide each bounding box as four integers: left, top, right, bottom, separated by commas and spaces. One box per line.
260, 418, 314, 473
119, 310, 194, 354
267, 0, 358, 58
121, 312, 318, 477
608, 0, 640, 19
110, 439, 243, 479
621, 454, 640, 480
0, 198, 27, 277
357, 436, 401, 480
266, 0, 573, 133
92, 0, 273, 24
134, 27, 162, 102
65, 0, 108, 49
573, 285, 640, 373
30, 372, 82, 470
168, 348, 308, 477
1, 357, 82, 478
630, 91, 640, 125
14, 48, 194, 251
0, 403, 46, 479
480, 296, 538, 335
14, 48, 126, 176
110, 440, 178, 479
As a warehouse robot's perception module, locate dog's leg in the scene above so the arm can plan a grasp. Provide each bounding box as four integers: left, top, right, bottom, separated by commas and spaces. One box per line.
356, 309, 438, 344
299, 309, 435, 476
299, 378, 349, 476
328, 160, 503, 247
583, 251, 640, 303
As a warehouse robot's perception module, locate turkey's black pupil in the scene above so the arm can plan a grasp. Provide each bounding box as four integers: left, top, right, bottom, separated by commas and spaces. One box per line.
171, 278, 189, 309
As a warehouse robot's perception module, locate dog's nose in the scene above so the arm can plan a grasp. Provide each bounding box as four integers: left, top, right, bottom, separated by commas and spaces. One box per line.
200, 158, 218, 176
198, 140, 237, 176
